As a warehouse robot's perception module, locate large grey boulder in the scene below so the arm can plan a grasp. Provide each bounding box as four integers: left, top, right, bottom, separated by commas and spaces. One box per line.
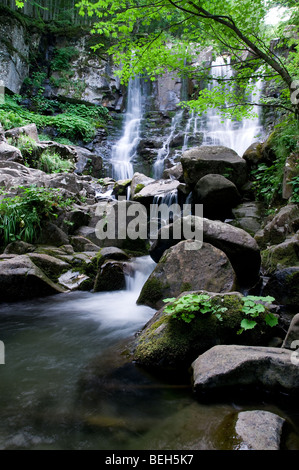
234, 411, 285, 450
0, 255, 66, 302
0, 141, 23, 164
5, 123, 40, 142
138, 240, 237, 309
130, 172, 155, 199
149, 215, 261, 287
192, 345, 299, 394
133, 178, 182, 205
193, 173, 241, 219
181, 146, 247, 188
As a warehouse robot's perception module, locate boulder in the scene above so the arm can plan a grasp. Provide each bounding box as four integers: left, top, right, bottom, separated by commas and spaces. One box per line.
242, 142, 263, 168
4, 240, 35, 255
261, 234, 299, 275
262, 266, 299, 308
192, 344, 299, 394
93, 260, 127, 292
230, 202, 264, 236
181, 146, 247, 189
149, 215, 261, 287
133, 292, 276, 371
130, 172, 155, 199
0, 141, 23, 164
73, 146, 103, 178
0, 255, 66, 301
70, 235, 101, 252
58, 270, 91, 291
133, 178, 182, 205
26, 253, 70, 280
234, 411, 285, 450
137, 240, 237, 309
193, 174, 241, 219
5, 123, 40, 142
37, 222, 69, 247
162, 163, 184, 182
255, 204, 299, 250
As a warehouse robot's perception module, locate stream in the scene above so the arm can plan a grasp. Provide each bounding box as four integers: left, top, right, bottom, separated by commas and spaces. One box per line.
0, 256, 299, 450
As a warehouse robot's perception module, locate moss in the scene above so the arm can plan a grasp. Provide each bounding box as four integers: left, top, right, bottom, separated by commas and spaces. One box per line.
134, 183, 145, 195
137, 277, 168, 307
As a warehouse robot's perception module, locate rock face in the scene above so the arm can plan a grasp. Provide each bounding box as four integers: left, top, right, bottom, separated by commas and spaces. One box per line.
138, 240, 237, 309
149, 216, 261, 287
192, 345, 299, 394
230, 202, 264, 236
234, 411, 285, 451
193, 174, 241, 220
261, 234, 299, 275
181, 146, 248, 189
0, 13, 31, 93
0, 141, 24, 163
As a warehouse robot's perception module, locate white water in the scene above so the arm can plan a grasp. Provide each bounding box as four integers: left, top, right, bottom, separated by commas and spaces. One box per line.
201, 56, 264, 156
111, 76, 143, 181
182, 110, 201, 152
153, 109, 184, 179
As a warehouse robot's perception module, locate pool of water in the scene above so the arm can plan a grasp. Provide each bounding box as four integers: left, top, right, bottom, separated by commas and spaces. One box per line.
0, 257, 298, 450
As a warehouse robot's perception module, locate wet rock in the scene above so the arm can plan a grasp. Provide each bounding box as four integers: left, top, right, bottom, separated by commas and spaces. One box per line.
0, 255, 66, 302
37, 222, 69, 247
149, 215, 261, 288
138, 240, 237, 309
181, 146, 247, 189
70, 235, 101, 252
73, 146, 103, 178
26, 253, 70, 280
235, 410, 285, 450
162, 163, 184, 182
133, 178, 181, 205
58, 270, 90, 291
193, 174, 241, 220
94, 260, 127, 292
192, 345, 299, 394
230, 202, 264, 236
262, 266, 299, 308
130, 172, 155, 199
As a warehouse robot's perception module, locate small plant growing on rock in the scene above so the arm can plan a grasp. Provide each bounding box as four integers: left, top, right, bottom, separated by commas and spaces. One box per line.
238, 295, 277, 334
162, 293, 228, 323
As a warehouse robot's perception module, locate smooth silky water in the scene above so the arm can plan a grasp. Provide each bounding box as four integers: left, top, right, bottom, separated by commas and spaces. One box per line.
0, 256, 299, 450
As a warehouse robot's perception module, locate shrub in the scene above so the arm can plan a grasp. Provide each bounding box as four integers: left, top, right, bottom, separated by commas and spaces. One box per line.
38, 149, 75, 174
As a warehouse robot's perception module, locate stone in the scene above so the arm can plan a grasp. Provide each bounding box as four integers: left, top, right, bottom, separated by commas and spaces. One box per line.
73, 146, 103, 178
242, 142, 263, 168
255, 204, 299, 250
230, 202, 264, 236
282, 313, 299, 349
58, 270, 90, 291
262, 266, 299, 308
133, 178, 181, 205
234, 411, 285, 450
5, 123, 40, 142
130, 173, 155, 200
261, 234, 299, 275
181, 146, 247, 189
70, 235, 101, 252
0, 255, 66, 301
37, 222, 69, 247
3, 240, 35, 255
193, 174, 241, 220
149, 215, 261, 288
138, 240, 237, 309
94, 260, 127, 292
0, 142, 24, 164
192, 344, 299, 394
133, 292, 275, 371
162, 163, 184, 182
26, 253, 70, 280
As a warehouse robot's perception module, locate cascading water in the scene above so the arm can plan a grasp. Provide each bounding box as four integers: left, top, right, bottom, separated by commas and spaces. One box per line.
201, 56, 264, 156
153, 109, 184, 179
182, 110, 201, 152
111, 76, 143, 180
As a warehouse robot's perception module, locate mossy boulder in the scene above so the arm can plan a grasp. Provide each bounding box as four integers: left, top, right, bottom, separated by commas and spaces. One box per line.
261, 234, 299, 275
262, 267, 299, 308
133, 291, 276, 371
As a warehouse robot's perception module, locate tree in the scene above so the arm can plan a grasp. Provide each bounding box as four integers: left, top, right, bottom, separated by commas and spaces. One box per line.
15, 0, 299, 120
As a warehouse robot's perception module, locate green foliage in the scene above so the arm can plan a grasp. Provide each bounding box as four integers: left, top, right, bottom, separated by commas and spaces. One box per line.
238, 295, 277, 334
0, 185, 72, 246
289, 175, 299, 203
7, 134, 38, 156
162, 293, 228, 324
251, 118, 299, 206
38, 149, 75, 174
0, 95, 109, 143
51, 46, 79, 71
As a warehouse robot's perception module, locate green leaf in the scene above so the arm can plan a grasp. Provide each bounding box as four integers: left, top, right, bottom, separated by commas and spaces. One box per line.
162, 298, 176, 303
240, 319, 257, 330
265, 313, 279, 328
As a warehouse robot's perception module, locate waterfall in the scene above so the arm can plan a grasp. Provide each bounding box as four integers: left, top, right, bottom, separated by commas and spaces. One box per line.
111, 76, 143, 180
182, 110, 201, 152
149, 188, 181, 238
153, 109, 184, 179
201, 56, 264, 156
